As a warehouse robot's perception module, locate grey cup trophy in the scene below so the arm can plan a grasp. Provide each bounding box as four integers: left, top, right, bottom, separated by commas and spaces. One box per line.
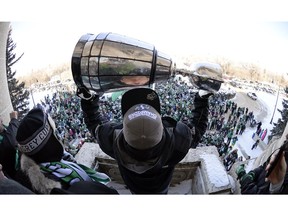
71, 32, 174, 93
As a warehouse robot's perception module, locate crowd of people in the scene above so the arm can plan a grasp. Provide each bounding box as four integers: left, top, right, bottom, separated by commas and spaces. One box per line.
27, 77, 266, 172
36, 78, 230, 154
33, 76, 270, 175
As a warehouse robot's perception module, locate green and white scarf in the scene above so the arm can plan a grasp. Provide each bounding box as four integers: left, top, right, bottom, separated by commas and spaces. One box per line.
40, 160, 111, 185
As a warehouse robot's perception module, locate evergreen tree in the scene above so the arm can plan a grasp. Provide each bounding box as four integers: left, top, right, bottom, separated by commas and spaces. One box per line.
6, 27, 30, 119
268, 86, 288, 142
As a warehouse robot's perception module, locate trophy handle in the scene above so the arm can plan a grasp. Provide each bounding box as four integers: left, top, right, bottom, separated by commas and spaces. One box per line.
176, 62, 224, 93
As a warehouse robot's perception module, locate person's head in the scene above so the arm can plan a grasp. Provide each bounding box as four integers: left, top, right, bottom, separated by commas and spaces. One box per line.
121, 88, 163, 150
120, 76, 150, 86
16, 108, 64, 163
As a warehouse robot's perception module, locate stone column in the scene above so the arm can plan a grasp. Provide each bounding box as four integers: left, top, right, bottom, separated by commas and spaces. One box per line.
0, 22, 13, 124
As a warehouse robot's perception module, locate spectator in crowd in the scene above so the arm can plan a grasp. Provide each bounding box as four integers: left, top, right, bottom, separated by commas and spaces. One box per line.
223, 149, 238, 171
236, 134, 288, 194
0, 111, 20, 179
79, 86, 216, 194
231, 135, 238, 146
256, 121, 262, 136
251, 139, 260, 150
14, 107, 118, 194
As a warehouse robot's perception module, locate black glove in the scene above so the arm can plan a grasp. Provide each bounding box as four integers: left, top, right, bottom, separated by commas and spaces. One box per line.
76, 86, 100, 101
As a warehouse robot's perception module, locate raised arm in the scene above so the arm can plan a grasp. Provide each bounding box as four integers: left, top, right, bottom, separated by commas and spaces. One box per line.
77, 87, 104, 137
188, 91, 212, 148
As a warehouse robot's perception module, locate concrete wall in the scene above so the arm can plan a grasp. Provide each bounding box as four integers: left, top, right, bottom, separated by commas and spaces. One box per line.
0, 22, 13, 124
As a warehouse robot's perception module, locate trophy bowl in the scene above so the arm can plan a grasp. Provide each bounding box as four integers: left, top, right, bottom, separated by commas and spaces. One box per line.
71, 32, 174, 93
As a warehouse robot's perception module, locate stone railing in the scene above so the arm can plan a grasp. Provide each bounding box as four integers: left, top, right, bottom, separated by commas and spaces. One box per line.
75, 143, 234, 194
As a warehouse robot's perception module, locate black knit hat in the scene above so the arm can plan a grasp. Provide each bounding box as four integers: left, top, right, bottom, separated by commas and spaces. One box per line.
121, 88, 161, 116
16, 108, 64, 163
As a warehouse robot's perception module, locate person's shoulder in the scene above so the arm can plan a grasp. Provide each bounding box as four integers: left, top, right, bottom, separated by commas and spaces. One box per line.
101, 121, 122, 129
0, 178, 34, 194
162, 116, 177, 128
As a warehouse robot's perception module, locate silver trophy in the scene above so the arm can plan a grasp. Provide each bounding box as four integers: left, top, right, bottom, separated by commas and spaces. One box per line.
176, 62, 224, 93
71, 32, 174, 93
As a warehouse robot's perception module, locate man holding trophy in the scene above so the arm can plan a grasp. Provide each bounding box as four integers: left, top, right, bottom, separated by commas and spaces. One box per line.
72, 32, 223, 194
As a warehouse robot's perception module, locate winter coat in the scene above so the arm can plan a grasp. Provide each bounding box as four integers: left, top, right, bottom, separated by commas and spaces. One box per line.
81, 92, 209, 194
240, 154, 288, 194
0, 177, 34, 194
15, 154, 62, 194
15, 154, 116, 194
0, 118, 20, 179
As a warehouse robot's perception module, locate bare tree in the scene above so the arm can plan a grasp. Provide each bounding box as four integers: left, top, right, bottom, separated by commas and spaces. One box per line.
215, 57, 232, 75
241, 62, 259, 81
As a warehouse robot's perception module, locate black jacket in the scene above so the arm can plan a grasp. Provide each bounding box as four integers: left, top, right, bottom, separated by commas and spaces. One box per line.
240, 154, 288, 194
0, 118, 19, 179
81, 92, 209, 194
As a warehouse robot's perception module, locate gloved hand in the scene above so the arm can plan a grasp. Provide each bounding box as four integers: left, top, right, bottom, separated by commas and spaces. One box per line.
236, 164, 246, 180
76, 86, 101, 101
10, 111, 18, 120
198, 90, 214, 99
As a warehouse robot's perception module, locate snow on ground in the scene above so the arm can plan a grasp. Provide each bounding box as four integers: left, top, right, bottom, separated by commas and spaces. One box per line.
231, 89, 283, 168
200, 153, 230, 187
